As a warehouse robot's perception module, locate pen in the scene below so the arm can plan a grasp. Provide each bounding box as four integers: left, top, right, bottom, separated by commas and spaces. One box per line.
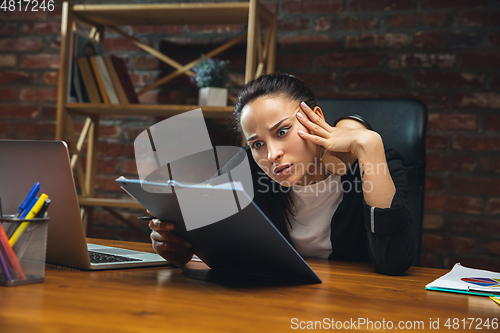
20, 196, 38, 218
0, 225, 13, 281
0, 197, 3, 218
138, 216, 156, 221
35, 198, 51, 218
491, 296, 500, 306
9, 194, 49, 247
0, 223, 25, 280
15, 182, 40, 218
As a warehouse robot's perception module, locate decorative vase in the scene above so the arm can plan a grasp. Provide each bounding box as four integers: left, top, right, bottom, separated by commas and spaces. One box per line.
198, 87, 228, 107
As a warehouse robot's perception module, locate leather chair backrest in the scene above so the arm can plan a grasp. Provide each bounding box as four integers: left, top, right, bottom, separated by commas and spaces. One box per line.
317, 98, 428, 266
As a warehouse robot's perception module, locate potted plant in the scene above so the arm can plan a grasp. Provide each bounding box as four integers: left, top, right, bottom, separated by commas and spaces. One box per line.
191, 56, 229, 107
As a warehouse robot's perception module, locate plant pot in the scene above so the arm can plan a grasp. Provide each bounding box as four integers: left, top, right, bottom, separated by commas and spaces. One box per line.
198, 87, 228, 107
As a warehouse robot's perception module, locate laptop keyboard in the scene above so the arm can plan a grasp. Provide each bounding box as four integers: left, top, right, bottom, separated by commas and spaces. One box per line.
88, 251, 143, 264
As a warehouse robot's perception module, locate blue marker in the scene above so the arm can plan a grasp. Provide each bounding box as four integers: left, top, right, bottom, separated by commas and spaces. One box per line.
15, 182, 40, 218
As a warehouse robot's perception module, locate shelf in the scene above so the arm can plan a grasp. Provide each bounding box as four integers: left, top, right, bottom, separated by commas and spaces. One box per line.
78, 196, 144, 209
71, 2, 274, 26
65, 103, 235, 118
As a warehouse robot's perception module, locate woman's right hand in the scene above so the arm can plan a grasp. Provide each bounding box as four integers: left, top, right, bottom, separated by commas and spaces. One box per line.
149, 219, 193, 267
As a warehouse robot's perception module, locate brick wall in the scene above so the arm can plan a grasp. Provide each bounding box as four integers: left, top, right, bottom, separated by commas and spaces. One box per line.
1, 0, 499, 270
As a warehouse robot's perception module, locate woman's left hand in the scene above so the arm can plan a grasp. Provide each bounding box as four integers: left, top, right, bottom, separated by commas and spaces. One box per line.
295, 101, 370, 158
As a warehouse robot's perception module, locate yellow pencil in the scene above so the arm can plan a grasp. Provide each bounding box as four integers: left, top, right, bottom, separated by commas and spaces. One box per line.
9, 193, 49, 247
491, 296, 500, 306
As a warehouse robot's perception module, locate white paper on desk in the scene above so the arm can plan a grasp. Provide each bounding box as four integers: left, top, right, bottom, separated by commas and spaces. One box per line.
425, 263, 500, 292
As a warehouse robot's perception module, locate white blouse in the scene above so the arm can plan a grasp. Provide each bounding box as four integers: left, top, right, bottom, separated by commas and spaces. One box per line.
286, 174, 344, 259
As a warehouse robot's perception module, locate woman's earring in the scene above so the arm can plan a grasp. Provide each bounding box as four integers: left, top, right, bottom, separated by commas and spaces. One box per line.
321, 114, 372, 176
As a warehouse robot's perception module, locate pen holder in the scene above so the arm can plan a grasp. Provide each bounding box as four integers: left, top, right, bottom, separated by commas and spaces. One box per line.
0, 215, 49, 286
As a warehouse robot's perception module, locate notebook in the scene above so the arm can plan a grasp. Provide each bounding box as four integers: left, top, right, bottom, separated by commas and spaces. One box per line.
116, 177, 322, 283
0, 140, 170, 270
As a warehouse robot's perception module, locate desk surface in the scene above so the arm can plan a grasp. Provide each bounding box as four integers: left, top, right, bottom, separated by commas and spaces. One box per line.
1, 239, 498, 332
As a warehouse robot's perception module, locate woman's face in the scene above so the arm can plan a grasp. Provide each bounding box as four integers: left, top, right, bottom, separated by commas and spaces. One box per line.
240, 95, 327, 187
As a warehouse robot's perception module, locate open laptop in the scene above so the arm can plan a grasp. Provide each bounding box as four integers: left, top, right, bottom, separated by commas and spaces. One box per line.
0, 140, 171, 270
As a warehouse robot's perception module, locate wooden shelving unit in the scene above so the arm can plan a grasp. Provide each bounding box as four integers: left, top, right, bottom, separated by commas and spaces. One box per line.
55, 1, 276, 232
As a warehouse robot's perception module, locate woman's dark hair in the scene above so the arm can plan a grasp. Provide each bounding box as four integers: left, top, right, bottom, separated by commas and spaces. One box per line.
233, 73, 318, 242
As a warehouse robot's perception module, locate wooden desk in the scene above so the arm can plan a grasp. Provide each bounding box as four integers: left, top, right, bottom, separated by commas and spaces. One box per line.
1, 239, 498, 332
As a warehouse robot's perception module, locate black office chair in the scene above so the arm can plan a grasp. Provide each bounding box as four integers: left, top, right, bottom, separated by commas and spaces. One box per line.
317, 98, 428, 266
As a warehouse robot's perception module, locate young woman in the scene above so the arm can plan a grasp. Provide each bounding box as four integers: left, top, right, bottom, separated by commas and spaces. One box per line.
149, 73, 414, 275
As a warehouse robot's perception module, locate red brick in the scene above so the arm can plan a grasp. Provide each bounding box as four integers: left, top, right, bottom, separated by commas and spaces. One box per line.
345, 33, 408, 49
21, 54, 59, 69
0, 54, 17, 67
0, 23, 17, 36
328, 16, 378, 31
316, 91, 376, 99
132, 56, 160, 70
21, 22, 61, 35
425, 193, 483, 214
0, 71, 38, 84
492, 75, 500, 88
380, 92, 448, 110
449, 176, 500, 196
495, 159, 500, 173
423, 214, 444, 230
0, 88, 16, 101
187, 24, 243, 33
48, 1, 63, 19
387, 14, 447, 28
0, 105, 38, 118
462, 52, 500, 68
491, 33, 500, 46
81, 157, 120, 174
0, 38, 41, 52
317, 53, 381, 68
486, 198, 500, 215
97, 142, 135, 158
415, 72, 482, 88
282, 0, 342, 14
278, 35, 339, 51
0, 122, 12, 137
118, 229, 151, 243
426, 135, 447, 150
426, 154, 477, 172
452, 93, 500, 109
458, 12, 500, 26
95, 177, 122, 192
425, 176, 443, 191
314, 17, 331, 31
296, 73, 336, 88
278, 18, 310, 32
130, 73, 150, 87
93, 125, 121, 139
422, 234, 476, 254
123, 160, 138, 175
446, 256, 500, 272
349, 0, 414, 11
343, 72, 406, 89
453, 136, 500, 151
387, 53, 455, 69
480, 157, 490, 171
19, 88, 57, 103
413, 32, 445, 48
484, 114, 500, 131
157, 90, 183, 105
483, 241, 500, 256
103, 38, 147, 52
133, 25, 184, 34
260, 1, 278, 14
16, 122, 55, 139
276, 54, 313, 69
428, 113, 478, 130
450, 216, 500, 235
87, 227, 114, 240
420, 252, 439, 268
421, 0, 488, 9
0, 10, 46, 21
43, 71, 59, 85
40, 106, 56, 118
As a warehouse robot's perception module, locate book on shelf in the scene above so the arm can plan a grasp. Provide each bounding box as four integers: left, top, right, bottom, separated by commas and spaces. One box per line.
68, 31, 103, 103
110, 55, 140, 104
103, 56, 129, 104
76, 57, 102, 104
89, 56, 110, 104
